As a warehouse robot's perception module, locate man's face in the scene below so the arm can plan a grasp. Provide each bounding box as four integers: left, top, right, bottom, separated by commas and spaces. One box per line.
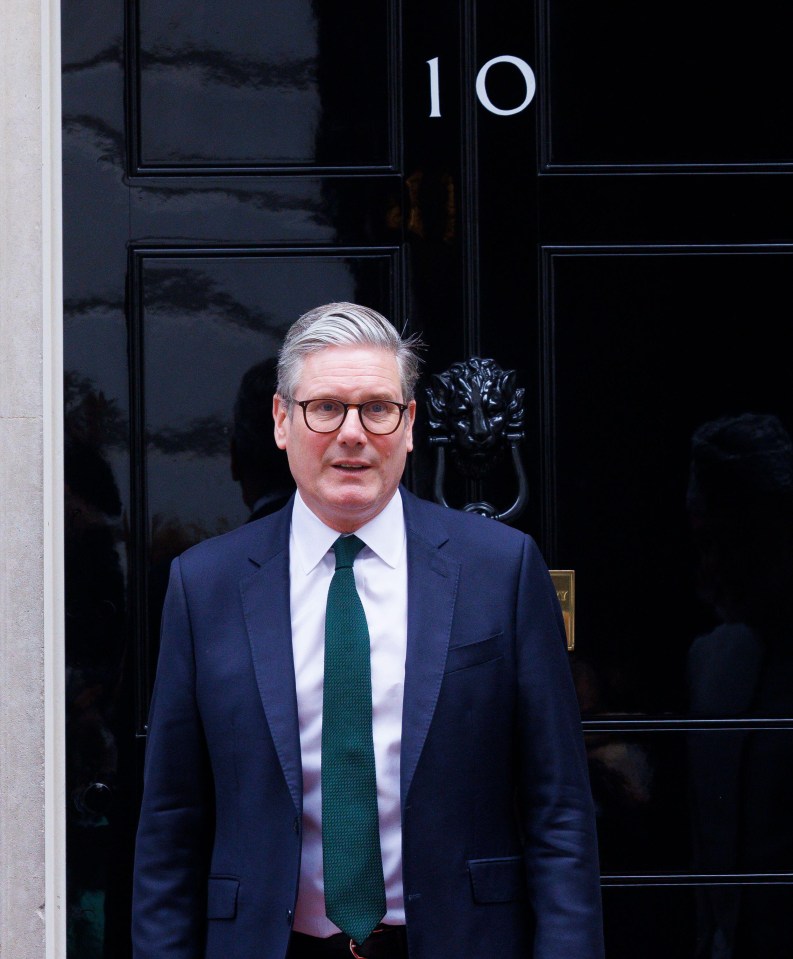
273, 345, 416, 532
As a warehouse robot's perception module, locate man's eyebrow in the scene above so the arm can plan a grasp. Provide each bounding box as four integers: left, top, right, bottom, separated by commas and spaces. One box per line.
309, 393, 401, 401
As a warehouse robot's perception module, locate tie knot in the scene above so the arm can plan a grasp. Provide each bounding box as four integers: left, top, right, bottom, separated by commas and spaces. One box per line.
332, 534, 365, 569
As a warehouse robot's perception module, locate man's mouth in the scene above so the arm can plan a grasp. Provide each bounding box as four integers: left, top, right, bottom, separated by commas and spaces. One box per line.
333, 463, 369, 471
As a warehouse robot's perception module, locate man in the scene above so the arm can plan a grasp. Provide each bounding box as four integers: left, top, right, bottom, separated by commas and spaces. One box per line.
132, 303, 604, 959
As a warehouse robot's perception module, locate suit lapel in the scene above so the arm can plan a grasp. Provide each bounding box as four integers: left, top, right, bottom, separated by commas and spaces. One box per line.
238, 492, 460, 815
240, 505, 303, 812
400, 491, 460, 809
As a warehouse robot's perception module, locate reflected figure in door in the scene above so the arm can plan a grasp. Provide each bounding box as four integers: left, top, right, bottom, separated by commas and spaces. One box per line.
231, 357, 295, 521
686, 412, 793, 959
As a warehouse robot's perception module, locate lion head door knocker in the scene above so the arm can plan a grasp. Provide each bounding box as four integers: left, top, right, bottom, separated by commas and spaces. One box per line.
425, 357, 528, 523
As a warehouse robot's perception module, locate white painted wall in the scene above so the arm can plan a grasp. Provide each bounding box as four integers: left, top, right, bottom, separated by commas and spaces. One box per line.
0, 0, 65, 953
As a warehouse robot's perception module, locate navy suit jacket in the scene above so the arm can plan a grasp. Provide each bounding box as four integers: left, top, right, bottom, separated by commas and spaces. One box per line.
132, 489, 604, 959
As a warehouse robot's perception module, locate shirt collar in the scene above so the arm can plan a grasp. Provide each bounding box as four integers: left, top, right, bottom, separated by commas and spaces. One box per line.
291, 489, 405, 574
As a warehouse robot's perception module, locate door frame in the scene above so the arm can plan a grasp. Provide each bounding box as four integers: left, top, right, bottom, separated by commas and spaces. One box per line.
0, 0, 67, 954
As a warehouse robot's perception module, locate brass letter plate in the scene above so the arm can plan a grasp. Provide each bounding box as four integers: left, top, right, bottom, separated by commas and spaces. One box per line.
549, 570, 575, 652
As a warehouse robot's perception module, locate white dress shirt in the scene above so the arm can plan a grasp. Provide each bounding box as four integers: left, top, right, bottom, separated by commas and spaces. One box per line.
289, 490, 407, 937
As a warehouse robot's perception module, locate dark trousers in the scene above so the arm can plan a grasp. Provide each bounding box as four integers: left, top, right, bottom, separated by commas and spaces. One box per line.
288, 926, 408, 959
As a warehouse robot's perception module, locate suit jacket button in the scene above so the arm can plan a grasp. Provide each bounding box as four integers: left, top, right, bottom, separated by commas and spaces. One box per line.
286, 909, 293, 925
293, 817, 300, 834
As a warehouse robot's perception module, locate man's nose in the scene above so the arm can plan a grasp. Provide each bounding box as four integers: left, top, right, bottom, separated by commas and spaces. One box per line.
337, 406, 368, 443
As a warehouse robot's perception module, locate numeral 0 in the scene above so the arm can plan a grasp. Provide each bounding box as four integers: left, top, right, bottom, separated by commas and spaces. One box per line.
427, 55, 536, 118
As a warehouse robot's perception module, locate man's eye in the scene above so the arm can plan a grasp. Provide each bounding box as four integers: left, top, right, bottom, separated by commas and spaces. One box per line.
367, 402, 387, 414
310, 400, 342, 417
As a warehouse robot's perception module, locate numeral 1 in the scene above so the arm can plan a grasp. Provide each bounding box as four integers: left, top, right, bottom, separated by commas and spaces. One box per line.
427, 57, 442, 118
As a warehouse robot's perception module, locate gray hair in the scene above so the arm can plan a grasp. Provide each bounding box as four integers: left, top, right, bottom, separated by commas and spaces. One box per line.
276, 302, 422, 406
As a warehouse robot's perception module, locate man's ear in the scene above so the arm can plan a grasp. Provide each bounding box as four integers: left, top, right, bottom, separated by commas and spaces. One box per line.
405, 399, 416, 453
273, 394, 289, 450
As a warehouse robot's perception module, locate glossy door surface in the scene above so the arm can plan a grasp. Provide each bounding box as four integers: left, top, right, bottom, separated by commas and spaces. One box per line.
63, 0, 793, 954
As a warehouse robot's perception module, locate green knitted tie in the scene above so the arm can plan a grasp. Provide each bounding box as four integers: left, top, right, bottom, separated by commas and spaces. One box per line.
322, 535, 386, 945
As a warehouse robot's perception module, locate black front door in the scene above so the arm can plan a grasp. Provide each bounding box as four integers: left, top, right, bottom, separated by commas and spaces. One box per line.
63, 0, 793, 954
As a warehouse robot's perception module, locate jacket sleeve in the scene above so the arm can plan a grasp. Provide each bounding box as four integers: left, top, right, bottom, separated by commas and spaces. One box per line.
132, 556, 213, 959
515, 536, 605, 959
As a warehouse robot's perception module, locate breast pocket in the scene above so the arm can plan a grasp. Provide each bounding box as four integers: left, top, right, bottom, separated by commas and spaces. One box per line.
444, 633, 504, 674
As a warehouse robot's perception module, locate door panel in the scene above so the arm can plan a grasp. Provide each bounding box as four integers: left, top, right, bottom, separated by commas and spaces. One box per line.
541, 0, 793, 170
130, 248, 399, 721
589, 729, 793, 875
544, 246, 793, 715
603, 884, 793, 959
135, 249, 397, 541
132, 0, 396, 171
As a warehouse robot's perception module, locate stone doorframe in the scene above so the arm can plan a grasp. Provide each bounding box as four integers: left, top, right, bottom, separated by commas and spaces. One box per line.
0, 0, 66, 954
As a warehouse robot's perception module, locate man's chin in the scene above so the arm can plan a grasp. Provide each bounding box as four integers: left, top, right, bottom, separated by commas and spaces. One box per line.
330, 492, 376, 517
315, 486, 387, 530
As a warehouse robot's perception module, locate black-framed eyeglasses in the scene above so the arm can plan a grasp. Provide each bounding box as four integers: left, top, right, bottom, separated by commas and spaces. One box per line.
295, 398, 409, 435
